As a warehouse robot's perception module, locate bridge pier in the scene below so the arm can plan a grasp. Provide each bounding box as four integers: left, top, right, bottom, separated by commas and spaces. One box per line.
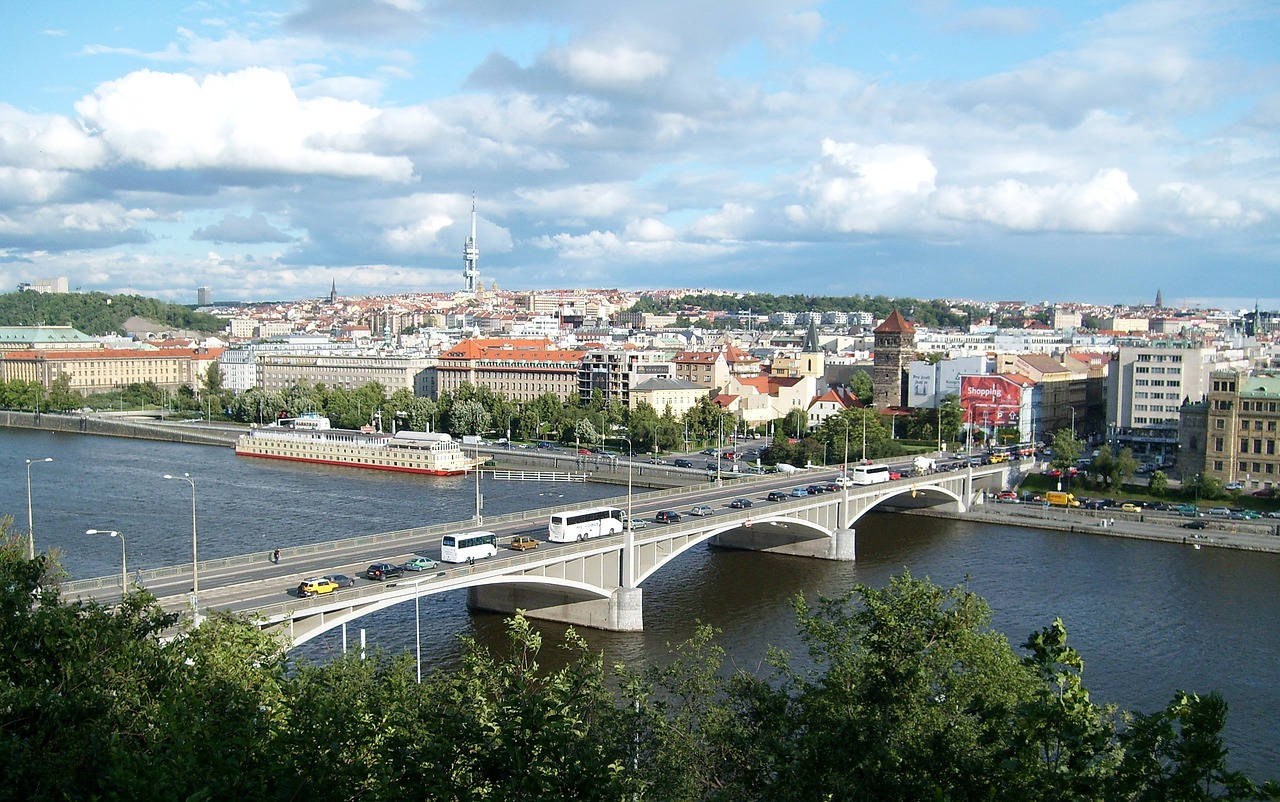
467, 584, 644, 632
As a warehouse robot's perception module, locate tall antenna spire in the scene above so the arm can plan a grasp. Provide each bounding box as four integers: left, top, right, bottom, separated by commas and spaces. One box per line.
462, 191, 479, 293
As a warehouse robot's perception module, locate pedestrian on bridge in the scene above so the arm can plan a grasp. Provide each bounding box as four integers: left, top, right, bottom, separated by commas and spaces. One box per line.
272, 548, 281, 564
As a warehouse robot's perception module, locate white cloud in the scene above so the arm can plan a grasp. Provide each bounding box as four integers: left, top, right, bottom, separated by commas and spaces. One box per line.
787, 139, 938, 233
933, 168, 1140, 232
689, 203, 755, 240
1156, 182, 1258, 228
75, 68, 413, 180
0, 104, 107, 170
550, 45, 669, 90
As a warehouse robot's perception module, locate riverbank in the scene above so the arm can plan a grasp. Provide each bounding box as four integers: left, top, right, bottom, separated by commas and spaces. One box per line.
0, 410, 239, 446
909, 502, 1280, 554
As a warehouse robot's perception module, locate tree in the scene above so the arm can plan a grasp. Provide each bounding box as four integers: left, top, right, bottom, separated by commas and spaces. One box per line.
1149, 470, 1169, 497
449, 398, 491, 436
1050, 429, 1085, 472
201, 362, 223, 395
848, 371, 873, 402
44, 375, 80, 412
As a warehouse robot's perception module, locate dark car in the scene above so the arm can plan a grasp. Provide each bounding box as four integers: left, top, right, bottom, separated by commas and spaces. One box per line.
805, 484, 825, 495
822, 482, 840, 493
729, 498, 753, 509
655, 510, 682, 523
767, 490, 788, 501
365, 562, 403, 581
323, 573, 356, 588
1181, 520, 1208, 529
673, 458, 694, 468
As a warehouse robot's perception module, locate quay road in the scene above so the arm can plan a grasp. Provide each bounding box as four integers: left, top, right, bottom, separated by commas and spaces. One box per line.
64, 463, 996, 630
953, 498, 1280, 554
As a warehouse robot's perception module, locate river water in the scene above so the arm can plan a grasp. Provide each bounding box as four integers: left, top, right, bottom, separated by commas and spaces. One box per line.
4, 427, 1278, 778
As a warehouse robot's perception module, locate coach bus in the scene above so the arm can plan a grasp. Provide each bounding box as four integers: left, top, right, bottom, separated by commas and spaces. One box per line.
441, 530, 498, 563
548, 506, 624, 543
848, 463, 892, 485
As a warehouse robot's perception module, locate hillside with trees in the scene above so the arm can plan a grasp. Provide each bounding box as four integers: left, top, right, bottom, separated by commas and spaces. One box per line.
1, 531, 1274, 802
0, 291, 225, 335
631, 292, 970, 328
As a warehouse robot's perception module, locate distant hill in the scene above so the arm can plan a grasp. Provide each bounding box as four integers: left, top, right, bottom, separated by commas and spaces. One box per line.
0, 291, 226, 336
632, 292, 970, 328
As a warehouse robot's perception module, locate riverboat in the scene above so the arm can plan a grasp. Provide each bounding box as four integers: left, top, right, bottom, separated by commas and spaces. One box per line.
234, 414, 480, 476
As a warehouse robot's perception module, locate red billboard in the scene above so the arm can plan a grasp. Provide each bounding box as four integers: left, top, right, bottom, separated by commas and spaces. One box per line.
960, 375, 1023, 427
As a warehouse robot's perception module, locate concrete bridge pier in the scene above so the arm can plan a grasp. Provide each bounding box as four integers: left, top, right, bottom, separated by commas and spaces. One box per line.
466, 584, 645, 632
827, 528, 856, 561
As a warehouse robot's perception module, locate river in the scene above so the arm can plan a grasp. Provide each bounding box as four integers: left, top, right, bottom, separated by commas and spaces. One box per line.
4, 426, 1278, 778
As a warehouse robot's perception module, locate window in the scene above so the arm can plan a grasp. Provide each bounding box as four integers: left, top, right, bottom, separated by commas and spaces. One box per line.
1214, 437, 1224, 452
1240, 438, 1249, 453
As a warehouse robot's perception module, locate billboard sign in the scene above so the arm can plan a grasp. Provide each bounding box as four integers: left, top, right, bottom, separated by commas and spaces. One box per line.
960, 375, 1023, 427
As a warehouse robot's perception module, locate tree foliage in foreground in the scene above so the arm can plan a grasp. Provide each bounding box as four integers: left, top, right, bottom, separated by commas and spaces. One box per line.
0, 525, 1275, 802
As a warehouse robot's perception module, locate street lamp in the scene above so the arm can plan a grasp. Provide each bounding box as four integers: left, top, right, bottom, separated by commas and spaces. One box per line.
1070, 406, 1077, 438
86, 528, 126, 595
25, 457, 53, 560
163, 473, 199, 601
615, 435, 635, 590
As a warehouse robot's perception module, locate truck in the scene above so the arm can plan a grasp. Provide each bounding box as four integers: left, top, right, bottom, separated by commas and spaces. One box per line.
1046, 491, 1080, 508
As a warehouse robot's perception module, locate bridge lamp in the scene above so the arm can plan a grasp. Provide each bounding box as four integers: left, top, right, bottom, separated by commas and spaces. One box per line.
163, 472, 200, 611
25, 457, 53, 560
86, 529, 126, 596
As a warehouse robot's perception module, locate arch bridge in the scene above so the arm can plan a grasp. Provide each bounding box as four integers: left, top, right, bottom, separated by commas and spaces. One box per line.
239, 465, 1005, 645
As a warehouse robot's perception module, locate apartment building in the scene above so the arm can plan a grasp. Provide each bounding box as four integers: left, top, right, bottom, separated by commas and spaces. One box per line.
578, 349, 675, 407
1203, 370, 1280, 493
1106, 341, 1240, 463
256, 351, 436, 397
435, 338, 582, 402
1, 347, 218, 395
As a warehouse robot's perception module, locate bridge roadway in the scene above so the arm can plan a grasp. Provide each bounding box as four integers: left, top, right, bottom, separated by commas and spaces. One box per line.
65, 463, 1008, 644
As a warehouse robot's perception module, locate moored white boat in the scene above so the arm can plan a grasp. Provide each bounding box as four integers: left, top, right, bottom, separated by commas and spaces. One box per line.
234, 414, 480, 475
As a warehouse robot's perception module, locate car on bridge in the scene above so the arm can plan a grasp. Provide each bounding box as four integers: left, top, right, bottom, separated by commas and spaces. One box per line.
403, 556, 439, 571
790, 487, 809, 498
508, 536, 539, 551
767, 490, 789, 501
1181, 520, 1208, 530
365, 562, 404, 581
655, 510, 682, 523
690, 505, 714, 516
729, 498, 753, 509
805, 484, 826, 495
297, 577, 340, 598
323, 573, 356, 588
673, 458, 694, 468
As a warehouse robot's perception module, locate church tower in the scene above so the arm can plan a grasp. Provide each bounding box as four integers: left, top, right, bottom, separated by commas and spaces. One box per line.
328, 279, 337, 304
462, 192, 479, 293
1155, 288, 1163, 309
872, 310, 916, 408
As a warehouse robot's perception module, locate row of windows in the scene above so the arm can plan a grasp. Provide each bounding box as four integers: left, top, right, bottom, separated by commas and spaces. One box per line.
1240, 400, 1280, 412
1239, 439, 1278, 455
1239, 420, 1279, 431
1135, 354, 1184, 362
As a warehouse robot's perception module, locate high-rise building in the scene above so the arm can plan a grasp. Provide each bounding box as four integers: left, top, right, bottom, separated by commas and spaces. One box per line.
197, 286, 212, 305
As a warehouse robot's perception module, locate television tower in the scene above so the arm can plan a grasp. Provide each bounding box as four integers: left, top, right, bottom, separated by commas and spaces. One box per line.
462, 192, 479, 293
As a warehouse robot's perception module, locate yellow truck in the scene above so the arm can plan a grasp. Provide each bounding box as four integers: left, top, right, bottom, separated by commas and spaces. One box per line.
1046, 491, 1080, 508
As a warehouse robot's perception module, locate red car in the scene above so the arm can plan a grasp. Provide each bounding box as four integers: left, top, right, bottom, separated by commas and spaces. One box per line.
577, 448, 592, 455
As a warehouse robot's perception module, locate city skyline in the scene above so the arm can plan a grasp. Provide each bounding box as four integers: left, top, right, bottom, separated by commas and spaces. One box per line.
1, 1, 1277, 308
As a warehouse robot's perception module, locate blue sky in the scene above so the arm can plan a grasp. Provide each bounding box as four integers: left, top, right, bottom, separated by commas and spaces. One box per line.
1, 0, 1277, 308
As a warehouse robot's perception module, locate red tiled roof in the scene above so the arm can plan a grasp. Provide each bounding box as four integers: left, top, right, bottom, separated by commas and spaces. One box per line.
874, 309, 916, 334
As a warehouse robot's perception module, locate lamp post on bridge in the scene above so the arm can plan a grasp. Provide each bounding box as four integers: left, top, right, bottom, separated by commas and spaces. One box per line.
163, 472, 200, 613
613, 434, 635, 590
25, 457, 53, 560
86, 528, 126, 596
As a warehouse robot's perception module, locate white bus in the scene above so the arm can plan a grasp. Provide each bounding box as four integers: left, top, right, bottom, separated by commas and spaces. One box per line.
848, 463, 892, 485
441, 530, 498, 563
548, 506, 624, 543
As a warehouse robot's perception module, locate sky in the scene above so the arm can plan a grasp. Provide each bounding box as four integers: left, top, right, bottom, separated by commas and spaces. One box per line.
0, 0, 1277, 308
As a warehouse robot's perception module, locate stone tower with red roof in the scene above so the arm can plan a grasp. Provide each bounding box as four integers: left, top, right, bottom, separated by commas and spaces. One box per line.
872, 310, 916, 408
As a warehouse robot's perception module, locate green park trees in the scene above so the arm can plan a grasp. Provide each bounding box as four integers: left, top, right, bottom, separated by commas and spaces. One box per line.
1, 527, 1276, 802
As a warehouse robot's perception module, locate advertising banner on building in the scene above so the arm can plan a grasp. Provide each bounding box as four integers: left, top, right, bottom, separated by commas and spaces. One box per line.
960, 375, 1023, 427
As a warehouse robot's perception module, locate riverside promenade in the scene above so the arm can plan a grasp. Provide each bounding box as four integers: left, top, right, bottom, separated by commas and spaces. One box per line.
924, 500, 1280, 555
